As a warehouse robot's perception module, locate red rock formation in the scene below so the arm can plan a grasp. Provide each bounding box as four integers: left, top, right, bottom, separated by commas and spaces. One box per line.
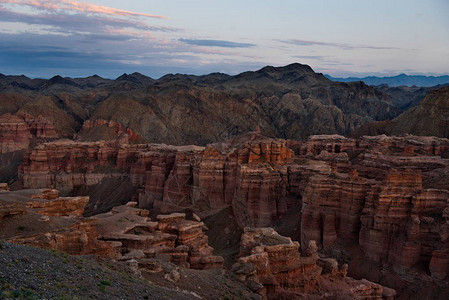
1, 188, 119, 257
359, 169, 449, 275
301, 134, 449, 157
27, 194, 88, 217
0, 113, 58, 153
19, 140, 123, 194
232, 227, 389, 299
0, 114, 32, 153
429, 250, 449, 280
13, 218, 120, 257
19, 136, 297, 227
301, 171, 376, 248
0, 183, 9, 191
16, 134, 449, 283
1, 188, 223, 269
95, 207, 223, 269
165, 216, 224, 269
22, 113, 58, 139
300, 134, 357, 155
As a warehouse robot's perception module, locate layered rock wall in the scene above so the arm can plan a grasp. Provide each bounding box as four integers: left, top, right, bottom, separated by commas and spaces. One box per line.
359, 169, 449, 277
17, 134, 449, 280
0, 113, 58, 153
19, 136, 297, 227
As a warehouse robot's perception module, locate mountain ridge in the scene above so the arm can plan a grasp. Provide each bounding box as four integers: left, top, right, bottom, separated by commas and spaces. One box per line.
0, 63, 405, 145
353, 86, 449, 138
326, 73, 449, 87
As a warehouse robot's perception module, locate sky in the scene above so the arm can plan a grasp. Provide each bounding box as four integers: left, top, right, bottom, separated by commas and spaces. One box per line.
0, 0, 448, 79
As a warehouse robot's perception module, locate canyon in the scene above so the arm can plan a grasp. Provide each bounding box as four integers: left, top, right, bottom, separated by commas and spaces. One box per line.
5, 131, 448, 298
0, 186, 395, 299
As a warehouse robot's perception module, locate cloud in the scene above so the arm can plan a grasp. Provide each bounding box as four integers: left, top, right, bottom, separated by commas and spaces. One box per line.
293, 55, 327, 60
0, 6, 175, 34
0, 31, 262, 78
282, 39, 399, 50
0, 0, 168, 19
179, 38, 255, 48
0, 2, 262, 79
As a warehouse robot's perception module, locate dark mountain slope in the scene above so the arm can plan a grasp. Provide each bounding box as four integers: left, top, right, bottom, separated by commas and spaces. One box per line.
0, 63, 402, 144
375, 84, 449, 110
354, 87, 449, 138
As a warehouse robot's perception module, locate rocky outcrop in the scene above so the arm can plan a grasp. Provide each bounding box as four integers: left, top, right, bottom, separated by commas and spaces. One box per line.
232, 227, 390, 299
96, 205, 223, 269
0, 188, 118, 257
19, 140, 126, 194
0, 113, 58, 153
359, 169, 449, 275
76, 119, 144, 144
0, 114, 31, 153
0, 188, 222, 270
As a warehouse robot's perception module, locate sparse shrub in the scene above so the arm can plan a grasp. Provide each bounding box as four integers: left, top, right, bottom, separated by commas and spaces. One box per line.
11, 290, 21, 297
98, 284, 106, 293
20, 287, 36, 299
98, 280, 111, 292
99, 280, 111, 286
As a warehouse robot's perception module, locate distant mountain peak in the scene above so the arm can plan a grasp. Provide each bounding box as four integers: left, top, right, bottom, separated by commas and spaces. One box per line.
116, 73, 129, 80
49, 75, 64, 80
256, 63, 315, 74
283, 62, 314, 71
47, 75, 77, 86
129, 72, 145, 76
116, 72, 154, 85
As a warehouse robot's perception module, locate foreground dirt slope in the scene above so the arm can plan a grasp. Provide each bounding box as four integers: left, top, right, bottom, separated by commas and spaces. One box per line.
0, 241, 257, 300
0, 242, 193, 299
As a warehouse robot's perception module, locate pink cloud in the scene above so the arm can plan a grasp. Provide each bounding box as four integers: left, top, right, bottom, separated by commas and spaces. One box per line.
0, 0, 168, 19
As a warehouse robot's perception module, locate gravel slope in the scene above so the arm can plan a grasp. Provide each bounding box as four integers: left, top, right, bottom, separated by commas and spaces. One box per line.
0, 242, 193, 299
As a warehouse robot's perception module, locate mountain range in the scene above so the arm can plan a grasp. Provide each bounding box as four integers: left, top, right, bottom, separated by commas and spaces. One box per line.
0, 63, 401, 145
2, 63, 449, 146
326, 73, 449, 87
